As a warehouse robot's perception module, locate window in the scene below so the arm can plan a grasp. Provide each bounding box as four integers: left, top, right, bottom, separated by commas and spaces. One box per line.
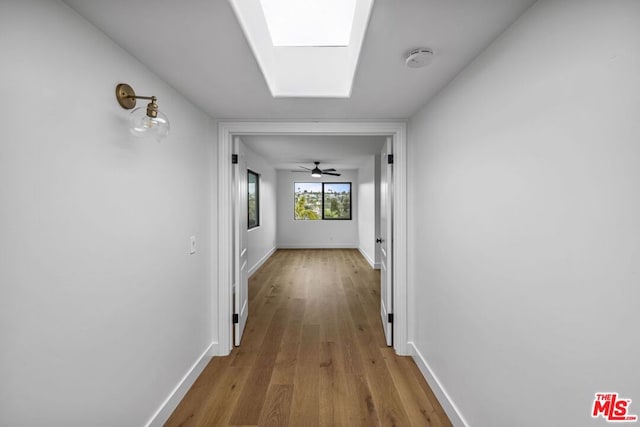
248, 170, 259, 229
259, 0, 357, 47
294, 182, 322, 220
294, 182, 352, 220
230, 0, 372, 97
323, 182, 352, 220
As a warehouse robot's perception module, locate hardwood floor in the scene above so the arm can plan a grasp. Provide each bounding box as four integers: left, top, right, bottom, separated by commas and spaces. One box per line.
166, 249, 451, 427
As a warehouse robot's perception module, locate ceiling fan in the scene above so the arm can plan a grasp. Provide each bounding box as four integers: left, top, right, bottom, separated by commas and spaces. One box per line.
297, 161, 341, 177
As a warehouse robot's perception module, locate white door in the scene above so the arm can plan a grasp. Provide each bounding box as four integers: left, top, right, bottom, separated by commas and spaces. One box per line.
233, 137, 249, 346
379, 137, 393, 346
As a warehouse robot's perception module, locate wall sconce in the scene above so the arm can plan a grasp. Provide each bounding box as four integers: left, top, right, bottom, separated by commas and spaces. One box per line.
115, 83, 170, 139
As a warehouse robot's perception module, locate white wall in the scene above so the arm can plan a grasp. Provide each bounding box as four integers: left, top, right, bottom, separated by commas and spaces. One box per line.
277, 170, 358, 248
407, 1, 640, 426
357, 156, 378, 267
0, 1, 217, 426
242, 139, 277, 275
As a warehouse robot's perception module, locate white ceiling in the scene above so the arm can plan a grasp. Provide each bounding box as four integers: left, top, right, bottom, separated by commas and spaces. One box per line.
62, 0, 536, 120
241, 135, 386, 171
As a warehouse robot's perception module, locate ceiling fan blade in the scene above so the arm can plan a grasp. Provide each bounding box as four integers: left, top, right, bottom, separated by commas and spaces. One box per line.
324, 172, 341, 176
290, 170, 309, 173
298, 166, 312, 171
322, 168, 337, 172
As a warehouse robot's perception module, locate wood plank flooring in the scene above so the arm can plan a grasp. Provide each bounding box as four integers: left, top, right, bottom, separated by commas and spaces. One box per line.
166, 249, 451, 427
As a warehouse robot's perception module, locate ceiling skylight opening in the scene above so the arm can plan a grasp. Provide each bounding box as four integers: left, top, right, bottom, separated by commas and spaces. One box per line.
230, 0, 373, 97
259, 0, 357, 47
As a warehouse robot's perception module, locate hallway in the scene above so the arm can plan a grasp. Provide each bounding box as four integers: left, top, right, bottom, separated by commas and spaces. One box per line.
166, 249, 451, 426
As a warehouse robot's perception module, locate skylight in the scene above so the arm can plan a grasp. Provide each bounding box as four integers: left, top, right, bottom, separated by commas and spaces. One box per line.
230, 0, 374, 98
259, 0, 357, 47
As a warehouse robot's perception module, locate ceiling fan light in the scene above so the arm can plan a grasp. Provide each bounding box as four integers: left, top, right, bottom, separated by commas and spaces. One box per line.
311, 167, 322, 178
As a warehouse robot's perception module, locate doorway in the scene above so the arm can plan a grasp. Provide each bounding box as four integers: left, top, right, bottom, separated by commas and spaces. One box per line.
217, 122, 409, 356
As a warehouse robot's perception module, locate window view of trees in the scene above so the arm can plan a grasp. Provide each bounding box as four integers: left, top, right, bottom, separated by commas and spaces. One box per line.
294, 182, 351, 220
248, 170, 259, 229
323, 183, 351, 220
294, 182, 322, 220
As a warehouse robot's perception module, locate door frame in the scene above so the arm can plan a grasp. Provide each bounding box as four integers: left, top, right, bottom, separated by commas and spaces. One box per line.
232, 137, 249, 346
216, 121, 408, 356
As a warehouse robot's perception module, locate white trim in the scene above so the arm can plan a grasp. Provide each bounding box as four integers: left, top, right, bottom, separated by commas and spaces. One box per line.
218, 123, 234, 356
409, 342, 469, 427
392, 124, 408, 355
208, 341, 220, 356
278, 243, 358, 249
145, 342, 214, 427
248, 246, 276, 277
218, 121, 408, 356
358, 247, 375, 268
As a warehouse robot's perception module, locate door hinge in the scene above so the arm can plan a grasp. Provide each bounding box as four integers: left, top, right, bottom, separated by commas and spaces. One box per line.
387, 154, 394, 164
232, 154, 238, 164
233, 313, 239, 324
388, 313, 394, 323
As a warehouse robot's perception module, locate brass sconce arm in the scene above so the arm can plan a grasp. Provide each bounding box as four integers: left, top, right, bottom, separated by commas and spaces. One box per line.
115, 83, 160, 118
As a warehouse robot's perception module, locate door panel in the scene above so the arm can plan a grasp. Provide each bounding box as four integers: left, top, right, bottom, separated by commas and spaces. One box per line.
379, 137, 393, 346
234, 137, 249, 346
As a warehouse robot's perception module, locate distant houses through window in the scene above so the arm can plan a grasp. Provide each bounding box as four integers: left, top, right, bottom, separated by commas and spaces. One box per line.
294, 182, 352, 220
248, 170, 259, 229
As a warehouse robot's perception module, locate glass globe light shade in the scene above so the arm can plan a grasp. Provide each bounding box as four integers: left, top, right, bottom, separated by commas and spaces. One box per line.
129, 107, 170, 139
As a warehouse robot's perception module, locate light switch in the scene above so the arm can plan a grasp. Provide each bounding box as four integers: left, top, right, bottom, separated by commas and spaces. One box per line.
190, 236, 197, 254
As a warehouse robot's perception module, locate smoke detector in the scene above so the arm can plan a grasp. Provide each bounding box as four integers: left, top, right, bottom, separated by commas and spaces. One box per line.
405, 48, 434, 68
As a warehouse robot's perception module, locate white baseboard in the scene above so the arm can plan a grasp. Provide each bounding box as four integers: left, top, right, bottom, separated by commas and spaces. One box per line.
145, 342, 214, 427
408, 342, 469, 427
248, 247, 276, 277
277, 243, 358, 249
358, 247, 376, 268
208, 341, 221, 356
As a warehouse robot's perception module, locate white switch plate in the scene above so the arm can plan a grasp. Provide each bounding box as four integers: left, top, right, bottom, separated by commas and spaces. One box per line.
190, 236, 196, 254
